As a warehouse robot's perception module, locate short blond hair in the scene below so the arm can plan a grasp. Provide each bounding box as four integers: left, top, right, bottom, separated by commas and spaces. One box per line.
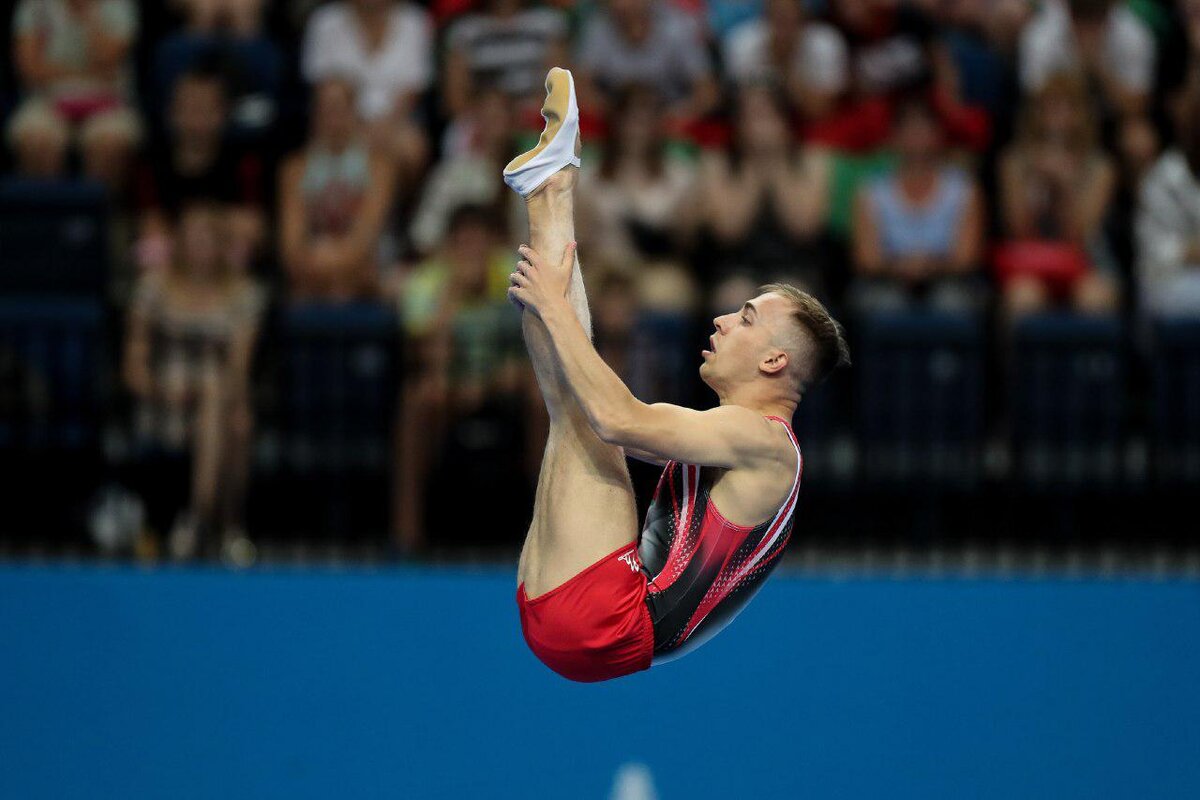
758, 283, 850, 390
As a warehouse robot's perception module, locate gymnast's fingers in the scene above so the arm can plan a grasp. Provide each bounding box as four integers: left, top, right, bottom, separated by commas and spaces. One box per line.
518, 244, 542, 268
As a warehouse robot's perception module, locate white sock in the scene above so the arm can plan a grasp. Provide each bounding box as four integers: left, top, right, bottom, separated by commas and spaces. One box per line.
503, 68, 582, 199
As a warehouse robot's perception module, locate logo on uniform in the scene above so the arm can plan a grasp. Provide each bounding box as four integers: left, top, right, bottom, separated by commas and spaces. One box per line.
618, 550, 640, 573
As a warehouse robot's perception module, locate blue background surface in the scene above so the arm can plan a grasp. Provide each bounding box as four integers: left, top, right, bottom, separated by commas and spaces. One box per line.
2, 564, 1199, 799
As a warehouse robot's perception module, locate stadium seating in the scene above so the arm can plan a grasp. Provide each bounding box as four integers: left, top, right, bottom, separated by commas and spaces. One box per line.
627, 310, 694, 406
1010, 314, 1125, 490
856, 310, 985, 488
0, 296, 107, 543
0, 297, 106, 452
257, 303, 399, 539
0, 179, 109, 296
152, 35, 284, 139
1152, 319, 1200, 486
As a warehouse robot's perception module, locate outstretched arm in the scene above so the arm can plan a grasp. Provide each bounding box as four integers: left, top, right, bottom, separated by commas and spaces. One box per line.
509, 244, 774, 468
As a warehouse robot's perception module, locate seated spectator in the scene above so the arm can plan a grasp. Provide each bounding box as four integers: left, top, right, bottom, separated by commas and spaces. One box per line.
1020, 0, 1155, 118
134, 67, 266, 280
410, 87, 516, 255
575, 85, 700, 316
850, 94, 984, 313
577, 86, 695, 263
722, 0, 849, 123
123, 201, 266, 561
588, 261, 697, 406
694, 84, 831, 308
936, 0, 1025, 129
279, 78, 397, 303
575, 0, 719, 130
828, 0, 939, 97
998, 71, 1120, 318
155, 0, 283, 139
170, 0, 266, 36
395, 205, 529, 551
8, 0, 142, 187
1019, 0, 1158, 179
1137, 79, 1200, 319
301, 0, 433, 184
442, 0, 569, 120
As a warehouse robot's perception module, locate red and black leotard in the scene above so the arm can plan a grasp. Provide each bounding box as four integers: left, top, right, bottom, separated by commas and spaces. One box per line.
639, 415, 803, 663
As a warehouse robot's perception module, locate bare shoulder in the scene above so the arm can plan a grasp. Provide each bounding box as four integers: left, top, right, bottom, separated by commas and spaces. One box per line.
712, 406, 795, 468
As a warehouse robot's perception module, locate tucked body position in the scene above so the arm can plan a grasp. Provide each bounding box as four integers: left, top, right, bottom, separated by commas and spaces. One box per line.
505, 69, 850, 682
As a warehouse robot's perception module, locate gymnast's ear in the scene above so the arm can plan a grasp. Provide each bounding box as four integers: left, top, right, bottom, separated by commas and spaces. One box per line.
760, 349, 789, 377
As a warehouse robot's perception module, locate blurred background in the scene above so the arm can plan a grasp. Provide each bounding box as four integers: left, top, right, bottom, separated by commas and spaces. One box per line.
2, 1, 1200, 797
2, 0, 1200, 564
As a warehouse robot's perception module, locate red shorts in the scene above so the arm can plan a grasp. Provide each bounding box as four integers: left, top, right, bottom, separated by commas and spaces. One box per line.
517, 542, 654, 682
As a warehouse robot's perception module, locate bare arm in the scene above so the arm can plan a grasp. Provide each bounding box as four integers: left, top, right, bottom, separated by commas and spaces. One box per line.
539, 299, 774, 466
1068, 158, 1115, 243
771, 151, 828, 240
667, 75, 721, 124
702, 154, 760, 244
277, 156, 310, 281
622, 446, 669, 467
441, 47, 473, 119
14, 34, 78, 88
949, 182, 984, 274
510, 244, 775, 467
82, 10, 132, 76
122, 288, 154, 400
999, 150, 1035, 239
851, 188, 886, 276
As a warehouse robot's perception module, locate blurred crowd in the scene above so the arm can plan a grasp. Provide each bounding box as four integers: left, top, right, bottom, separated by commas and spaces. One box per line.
3, 0, 1199, 558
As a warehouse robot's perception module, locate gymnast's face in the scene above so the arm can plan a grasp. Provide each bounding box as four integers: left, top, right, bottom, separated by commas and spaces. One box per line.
701, 293, 792, 390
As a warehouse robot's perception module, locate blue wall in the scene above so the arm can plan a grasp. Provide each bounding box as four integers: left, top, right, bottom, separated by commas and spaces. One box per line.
2, 565, 1199, 799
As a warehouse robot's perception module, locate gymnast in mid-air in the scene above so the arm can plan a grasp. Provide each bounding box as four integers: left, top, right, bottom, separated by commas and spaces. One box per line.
505, 68, 850, 682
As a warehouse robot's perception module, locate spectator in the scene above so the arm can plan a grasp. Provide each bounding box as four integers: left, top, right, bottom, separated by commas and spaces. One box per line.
1019, 0, 1155, 118
998, 71, 1120, 318
410, 87, 516, 255
8, 0, 142, 187
576, 0, 719, 128
441, 0, 569, 120
301, 0, 432, 183
278, 78, 396, 303
828, 0, 940, 97
170, 0, 266, 36
134, 67, 265, 280
395, 205, 529, 551
155, 0, 283, 139
577, 86, 696, 266
815, 0, 986, 150
1137, 78, 1200, 318
123, 201, 266, 560
722, 0, 849, 123
695, 84, 831, 308
936, 0, 1025, 125
1020, 0, 1159, 184
850, 94, 984, 313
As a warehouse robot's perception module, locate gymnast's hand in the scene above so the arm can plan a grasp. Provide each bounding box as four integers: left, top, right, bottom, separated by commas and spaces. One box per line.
508, 241, 576, 317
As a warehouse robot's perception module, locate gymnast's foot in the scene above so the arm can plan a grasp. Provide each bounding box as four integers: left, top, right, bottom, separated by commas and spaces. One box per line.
503, 67, 581, 200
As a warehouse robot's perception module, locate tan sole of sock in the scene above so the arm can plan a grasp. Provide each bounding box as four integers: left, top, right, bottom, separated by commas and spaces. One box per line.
505, 68, 575, 173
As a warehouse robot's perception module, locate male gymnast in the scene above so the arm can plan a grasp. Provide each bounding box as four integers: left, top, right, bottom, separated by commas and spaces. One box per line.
504, 69, 850, 682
